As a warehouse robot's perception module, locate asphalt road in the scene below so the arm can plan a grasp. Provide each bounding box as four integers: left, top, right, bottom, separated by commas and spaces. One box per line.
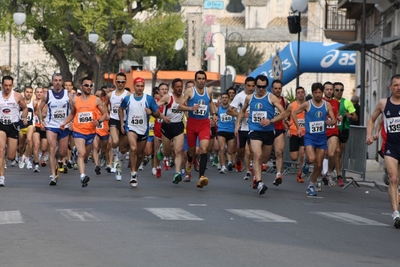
0, 160, 398, 267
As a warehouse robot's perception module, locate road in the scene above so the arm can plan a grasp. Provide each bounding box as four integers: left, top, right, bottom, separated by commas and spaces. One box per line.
0, 161, 398, 267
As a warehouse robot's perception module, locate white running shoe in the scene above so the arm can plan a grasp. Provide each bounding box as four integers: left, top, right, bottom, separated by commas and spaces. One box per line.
219, 166, 227, 174
130, 172, 138, 188
152, 167, 157, 176
217, 163, 221, 170
33, 164, 40, 173
0, 176, 5, 187
19, 155, 26, 169
26, 160, 33, 170
139, 163, 144, 171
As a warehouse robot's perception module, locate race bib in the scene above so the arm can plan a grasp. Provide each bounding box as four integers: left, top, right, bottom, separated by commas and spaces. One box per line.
252, 111, 267, 123
111, 103, 119, 114
298, 119, 305, 128
149, 122, 154, 131
130, 115, 145, 125
309, 121, 324, 133
0, 115, 12, 125
193, 105, 207, 116
53, 108, 66, 120
220, 113, 232, 122
78, 112, 93, 123
387, 117, 400, 133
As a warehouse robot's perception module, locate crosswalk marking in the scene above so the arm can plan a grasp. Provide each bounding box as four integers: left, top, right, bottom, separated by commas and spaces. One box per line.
314, 212, 388, 226
0, 210, 24, 225
226, 209, 296, 223
57, 209, 102, 221
145, 208, 203, 220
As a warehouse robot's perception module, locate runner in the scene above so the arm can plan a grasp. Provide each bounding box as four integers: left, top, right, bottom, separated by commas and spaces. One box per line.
235, 75, 288, 195
366, 74, 400, 228
37, 73, 71, 186
32, 86, 48, 172
178, 70, 218, 189
18, 86, 35, 170
0, 75, 28, 186
292, 82, 336, 197
60, 76, 107, 187
119, 77, 160, 188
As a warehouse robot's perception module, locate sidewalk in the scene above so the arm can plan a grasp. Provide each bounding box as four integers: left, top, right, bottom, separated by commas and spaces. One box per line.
344, 171, 388, 192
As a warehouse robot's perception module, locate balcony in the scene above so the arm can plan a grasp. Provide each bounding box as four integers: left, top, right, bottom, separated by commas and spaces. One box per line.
338, 0, 393, 19
325, 1, 357, 43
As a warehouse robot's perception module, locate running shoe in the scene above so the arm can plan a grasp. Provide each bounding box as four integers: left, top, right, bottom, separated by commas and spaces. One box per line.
257, 182, 268, 195
337, 176, 345, 187
196, 176, 209, 188
306, 185, 317, 196
173, 173, 182, 184
11, 159, 18, 167
26, 159, 33, 170
58, 162, 65, 174
0, 176, 5, 187
170, 158, 175, 168
194, 158, 199, 172
262, 164, 268, 173
209, 153, 214, 162
142, 156, 149, 166
163, 157, 170, 170
243, 172, 251, 180
328, 173, 336, 186
220, 165, 227, 174
138, 163, 144, 171
235, 159, 243, 172
19, 155, 26, 169
185, 161, 192, 173
316, 179, 322, 192
130, 172, 138, 188
81, 175, 90, 187
252, 177, 257, 189
67, 160, 73, 169
212, 156, 219, 166
393, 211, 400, 229
302, 161, 309, 176
183, 172, 191, 182
34, 164, 40, 173
216, 163, 221, 170
73, 163, 78, 170
106, 165, 112, 173
62, 164, 68, 173
296, 173, 304, 183
157, 144, 164, 160
152, 167, 157, 176
49, 175, 58, 186
227, 161, 234, 171
156, 167, 162, 178
95, 165, 101, 175
322, 173, 329, 186
273, 174, 283, 186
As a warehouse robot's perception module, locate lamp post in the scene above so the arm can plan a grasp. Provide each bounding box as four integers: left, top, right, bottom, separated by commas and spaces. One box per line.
88, 17, 133, 89
206, 28, 246, 91
289, 0, 308, 88
13, 5, 26, 92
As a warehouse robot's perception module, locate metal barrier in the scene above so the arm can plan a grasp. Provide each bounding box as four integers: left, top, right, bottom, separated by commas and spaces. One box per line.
342, 126, 382, 191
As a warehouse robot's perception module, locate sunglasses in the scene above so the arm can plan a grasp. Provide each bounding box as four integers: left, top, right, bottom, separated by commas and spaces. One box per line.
82, 84, 93, 88
335, 88, 344, 92
116, 80, 126, 84
256, 85, 267, 89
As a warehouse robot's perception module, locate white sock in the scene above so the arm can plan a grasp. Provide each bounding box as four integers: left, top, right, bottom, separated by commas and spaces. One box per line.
322, 159, 328, 175
80, 174, 86, 179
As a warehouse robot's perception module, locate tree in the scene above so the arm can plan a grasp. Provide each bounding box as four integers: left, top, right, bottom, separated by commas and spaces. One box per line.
0, 0, 184, 87
226, 43, 265, 75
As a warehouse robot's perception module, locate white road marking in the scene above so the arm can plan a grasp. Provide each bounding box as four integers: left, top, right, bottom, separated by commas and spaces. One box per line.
57, 209, 102, 221
314, 212, 388, 226
188, 204, 207, 207
226, 209, 296, 223
145, 208, 203, 220
0, 210, 24, 225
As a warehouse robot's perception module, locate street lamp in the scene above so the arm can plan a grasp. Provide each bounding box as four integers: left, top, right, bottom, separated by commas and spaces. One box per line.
206, 28, 246, 91
88, 18, 133, 88
13, 5, 26, 92
288, 0, 308, 88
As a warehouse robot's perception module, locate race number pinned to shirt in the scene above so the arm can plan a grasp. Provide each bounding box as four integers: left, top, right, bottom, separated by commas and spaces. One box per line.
193, 105, 207, 116
220, 113, 232, 122
298, 119, 305, 128
78, 112, 93, 123
130, 115, 145, 125
252, 111, 267, 123
53, 108, 66, 120
309, 121, 324, 133
387, 117, 400, 133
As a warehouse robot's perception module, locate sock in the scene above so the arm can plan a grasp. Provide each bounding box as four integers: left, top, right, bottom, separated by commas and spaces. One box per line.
322, 159, 328, 175
309, 182, 314, 187
199, 153, 207, 177
80, 174, 86, 179
276, 172, 281, 177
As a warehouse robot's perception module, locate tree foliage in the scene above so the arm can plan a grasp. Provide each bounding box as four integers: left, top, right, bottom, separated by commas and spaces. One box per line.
226, 43, 265, 75
0, 0, 184, 87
